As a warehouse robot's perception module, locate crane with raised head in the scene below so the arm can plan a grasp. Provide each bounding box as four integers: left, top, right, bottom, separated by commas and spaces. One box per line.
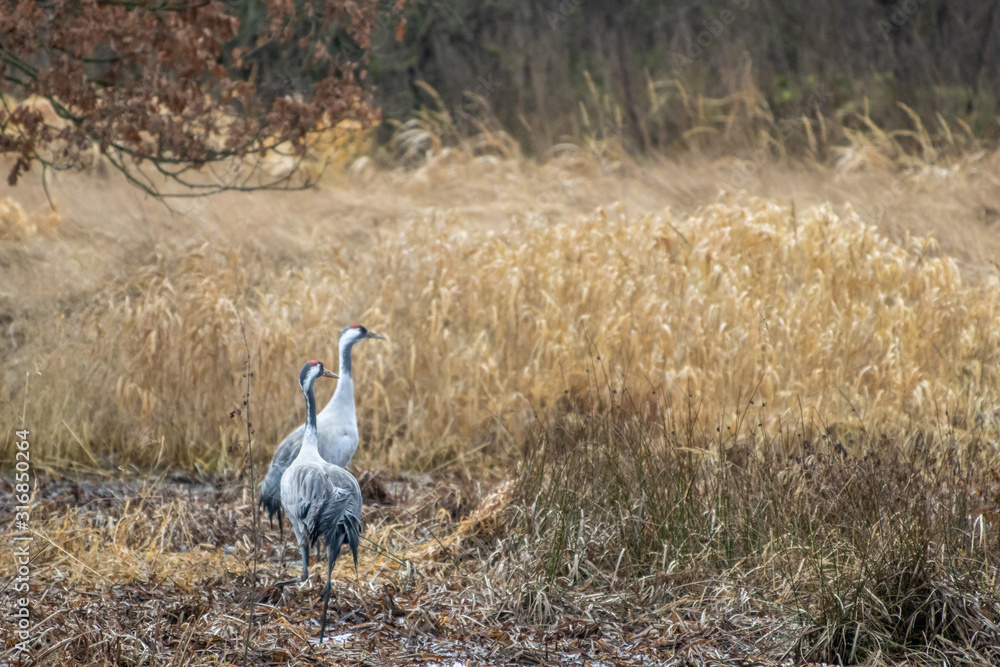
277, 359, 362, 641
260, 324, 384, 536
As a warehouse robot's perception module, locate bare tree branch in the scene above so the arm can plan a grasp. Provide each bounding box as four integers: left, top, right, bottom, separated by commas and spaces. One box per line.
0, 0, 392, 197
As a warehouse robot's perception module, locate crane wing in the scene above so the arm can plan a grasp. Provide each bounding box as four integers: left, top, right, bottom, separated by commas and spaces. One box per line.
259, 425, 304, 527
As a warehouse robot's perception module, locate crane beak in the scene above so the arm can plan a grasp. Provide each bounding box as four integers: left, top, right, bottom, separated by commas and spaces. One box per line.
367, 331, 386, 341
322, 369, 339, 379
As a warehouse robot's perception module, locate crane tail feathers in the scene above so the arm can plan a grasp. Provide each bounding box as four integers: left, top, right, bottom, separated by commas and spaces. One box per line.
322, 511, 362, 572
259, 489, 284, 529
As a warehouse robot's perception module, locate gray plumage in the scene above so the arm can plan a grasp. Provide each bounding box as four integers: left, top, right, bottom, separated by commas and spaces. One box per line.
260, 324, 384, 536
282, 465, 361, 561
276, 360, 363, 642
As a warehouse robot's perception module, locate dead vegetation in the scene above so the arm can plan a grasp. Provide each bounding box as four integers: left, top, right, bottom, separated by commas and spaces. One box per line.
2, 407, 997, 665
3, 107, 1000, 664
4, 146, 1000, 472
513, 391, 1000, 664
0, 195, 59, 241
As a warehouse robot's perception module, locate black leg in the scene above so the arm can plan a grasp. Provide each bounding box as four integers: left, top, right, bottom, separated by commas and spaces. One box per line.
319, 554, 335, 642
278, 518, 286, 567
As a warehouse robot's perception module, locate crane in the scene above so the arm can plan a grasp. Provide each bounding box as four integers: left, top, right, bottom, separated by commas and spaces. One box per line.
277, 359, 362, 642
260, 324, 384, 537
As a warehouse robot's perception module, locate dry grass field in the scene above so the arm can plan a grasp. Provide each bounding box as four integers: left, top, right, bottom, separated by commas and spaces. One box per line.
3, 129, 1000, 665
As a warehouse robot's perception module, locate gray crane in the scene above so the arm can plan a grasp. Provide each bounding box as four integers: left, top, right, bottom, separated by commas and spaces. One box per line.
277, 359, 362, 642
260, 324, 384, 537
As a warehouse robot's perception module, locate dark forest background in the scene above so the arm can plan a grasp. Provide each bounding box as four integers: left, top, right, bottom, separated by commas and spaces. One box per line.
360, 0, 1000, 154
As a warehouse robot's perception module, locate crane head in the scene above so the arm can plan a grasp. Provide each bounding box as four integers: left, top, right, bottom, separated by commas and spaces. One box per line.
299, 360, 338, 388
341, 323, 387, 344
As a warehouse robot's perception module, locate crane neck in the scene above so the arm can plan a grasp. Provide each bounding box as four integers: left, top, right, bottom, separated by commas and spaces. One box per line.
320, 337, 357, 417
338, 337, 355, 378
301, 381, 320, 453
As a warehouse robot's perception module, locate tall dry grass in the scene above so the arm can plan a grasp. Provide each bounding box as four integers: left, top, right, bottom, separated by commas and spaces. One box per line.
509, 394, 1000, 664
3, 183, 1000, 472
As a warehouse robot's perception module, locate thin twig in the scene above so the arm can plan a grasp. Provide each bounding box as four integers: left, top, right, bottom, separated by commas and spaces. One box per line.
236, 309, 259, 666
